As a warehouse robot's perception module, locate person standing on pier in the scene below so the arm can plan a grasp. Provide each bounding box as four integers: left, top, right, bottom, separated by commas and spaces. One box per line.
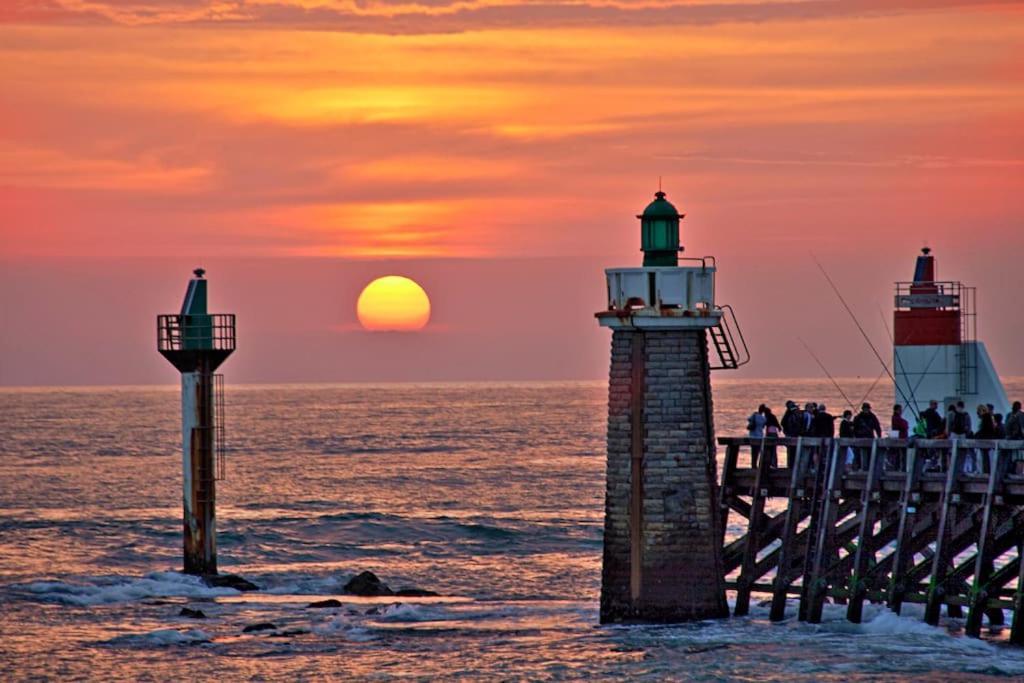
1007, 401, 1024, 474
950, 401, 973, 438
921, 400, 944, 438
747, 404, 767, 466
852, 403, 882, 470
782, 401, 803, 437
1007, 401, 1023, 439
810, 403, 835, 438
891, 405, 909, 439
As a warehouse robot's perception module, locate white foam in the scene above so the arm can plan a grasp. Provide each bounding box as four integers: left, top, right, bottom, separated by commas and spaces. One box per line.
109, 628, 212, 647
312, 614, 377, 642
22, 571, 239, 606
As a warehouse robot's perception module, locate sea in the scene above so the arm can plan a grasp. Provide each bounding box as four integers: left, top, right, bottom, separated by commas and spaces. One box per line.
2, 378, 1023, 681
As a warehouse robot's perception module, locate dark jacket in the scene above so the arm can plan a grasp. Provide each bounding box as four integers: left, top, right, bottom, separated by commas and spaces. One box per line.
810, 411, 835, 438
839, 418, 855, 438
976, 413, 998, 439
782, 408, 804, 437
853, 410, 882, 438
921, 407, 944, 437
1006, 410, 1024, 440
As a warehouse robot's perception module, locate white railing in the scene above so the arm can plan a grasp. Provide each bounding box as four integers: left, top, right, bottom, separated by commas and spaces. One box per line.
605, 265, 715, 313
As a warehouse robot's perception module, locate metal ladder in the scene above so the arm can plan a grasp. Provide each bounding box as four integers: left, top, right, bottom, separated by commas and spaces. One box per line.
709, 304, 750, 370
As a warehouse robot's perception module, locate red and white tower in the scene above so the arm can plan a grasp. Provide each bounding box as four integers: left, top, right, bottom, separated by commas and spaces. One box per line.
893, 248, 1009, 415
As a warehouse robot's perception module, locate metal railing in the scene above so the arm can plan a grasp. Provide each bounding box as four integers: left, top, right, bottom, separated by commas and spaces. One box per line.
158, 314, 236, 352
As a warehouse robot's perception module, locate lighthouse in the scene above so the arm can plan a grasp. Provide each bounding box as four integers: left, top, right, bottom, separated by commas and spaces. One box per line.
157, 269, 236, 576
893, 248, 1009, 416
595, 191, 747, 623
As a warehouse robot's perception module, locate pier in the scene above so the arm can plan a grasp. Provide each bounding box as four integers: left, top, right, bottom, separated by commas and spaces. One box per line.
718, 436, 1024, 641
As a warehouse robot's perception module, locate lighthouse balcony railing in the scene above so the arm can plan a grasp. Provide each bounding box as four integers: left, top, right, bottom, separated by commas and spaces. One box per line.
605, 258, 716, 313
157, 313, 237, 352
894, 280, 966, 310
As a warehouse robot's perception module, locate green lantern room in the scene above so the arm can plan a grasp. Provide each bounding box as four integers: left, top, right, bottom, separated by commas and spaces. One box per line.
638, 190, 683, 267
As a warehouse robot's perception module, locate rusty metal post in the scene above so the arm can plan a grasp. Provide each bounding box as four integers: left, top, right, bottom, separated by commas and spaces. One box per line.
182, 359, 217, 575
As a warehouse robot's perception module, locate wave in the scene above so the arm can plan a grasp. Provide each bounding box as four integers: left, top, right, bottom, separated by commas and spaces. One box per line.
103, 628, 212, 647
17, 572, 240, 606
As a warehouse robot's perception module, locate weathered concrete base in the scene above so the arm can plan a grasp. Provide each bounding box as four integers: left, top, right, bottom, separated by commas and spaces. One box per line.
600, 328, 728, 623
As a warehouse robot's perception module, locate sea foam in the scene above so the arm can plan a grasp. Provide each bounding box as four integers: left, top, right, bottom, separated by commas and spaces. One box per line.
22, 571, 239, 606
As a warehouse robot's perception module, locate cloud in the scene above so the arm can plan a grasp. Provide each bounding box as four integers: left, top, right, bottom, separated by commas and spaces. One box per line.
2, 0, 1022, 33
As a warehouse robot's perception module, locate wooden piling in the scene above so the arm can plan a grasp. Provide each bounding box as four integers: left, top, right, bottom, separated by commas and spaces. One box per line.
715, 436, 1024, 642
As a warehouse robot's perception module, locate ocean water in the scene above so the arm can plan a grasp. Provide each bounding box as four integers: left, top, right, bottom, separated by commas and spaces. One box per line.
2, 378, 1024, 681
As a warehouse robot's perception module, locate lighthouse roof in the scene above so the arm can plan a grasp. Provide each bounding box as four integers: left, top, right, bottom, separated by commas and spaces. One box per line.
639, 191, 681, 219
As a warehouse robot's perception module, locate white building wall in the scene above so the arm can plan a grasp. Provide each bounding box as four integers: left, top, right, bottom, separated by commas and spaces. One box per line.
894, 342, 1010, 416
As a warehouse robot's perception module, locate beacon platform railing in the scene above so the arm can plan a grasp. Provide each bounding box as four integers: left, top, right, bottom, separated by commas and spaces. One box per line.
157, 314, 236, 352
715, 436, 1024, 641
605, 257, 716, 312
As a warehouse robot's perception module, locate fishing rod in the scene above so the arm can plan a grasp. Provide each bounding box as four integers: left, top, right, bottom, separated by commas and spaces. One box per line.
797, 336, 856, 412
810, 253, 921, 422
857, 367, 887, 407
878, 305, 924, 414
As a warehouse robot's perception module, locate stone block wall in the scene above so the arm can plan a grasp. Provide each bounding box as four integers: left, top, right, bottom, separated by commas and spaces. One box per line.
600, 327, 728, 623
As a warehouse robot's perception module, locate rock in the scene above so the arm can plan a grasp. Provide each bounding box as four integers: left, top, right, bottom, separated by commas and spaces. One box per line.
342, 571, 393, 597
242, 622, 277, 633
307, 599, 343, 609
179, 607, 207, 619
205, 574, 259, 592
395, 588, 440, 597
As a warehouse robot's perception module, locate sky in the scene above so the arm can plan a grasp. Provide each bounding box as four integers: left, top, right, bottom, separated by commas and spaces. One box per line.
1, 0, 1022, 386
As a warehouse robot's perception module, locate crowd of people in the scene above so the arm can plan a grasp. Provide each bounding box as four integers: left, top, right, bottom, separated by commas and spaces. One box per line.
744, 398, 1024, 473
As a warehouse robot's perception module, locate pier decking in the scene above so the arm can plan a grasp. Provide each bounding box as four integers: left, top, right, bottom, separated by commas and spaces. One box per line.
717, 436, 1024, 641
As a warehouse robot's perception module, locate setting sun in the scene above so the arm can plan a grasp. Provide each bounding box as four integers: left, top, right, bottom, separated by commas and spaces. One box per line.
356, 276, 431, 332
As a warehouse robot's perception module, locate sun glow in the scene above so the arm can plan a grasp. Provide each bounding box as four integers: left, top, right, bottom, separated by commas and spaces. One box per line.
356, 276, 431, 332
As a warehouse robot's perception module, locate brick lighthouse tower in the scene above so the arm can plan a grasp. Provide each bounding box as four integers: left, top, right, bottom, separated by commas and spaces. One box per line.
596, 191, 747, 623
158, 269, 236, 576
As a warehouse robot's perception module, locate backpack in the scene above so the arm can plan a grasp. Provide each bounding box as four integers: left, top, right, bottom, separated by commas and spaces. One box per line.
952, 411, 968, 434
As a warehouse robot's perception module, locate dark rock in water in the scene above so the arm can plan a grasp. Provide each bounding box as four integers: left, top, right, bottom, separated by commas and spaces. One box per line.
395, 587, 440, 597
242, 622, 277, 633
179, 607, 207, 619
307, 599, 343, 609
343, 571, 393, 596
205, 574, 259, 592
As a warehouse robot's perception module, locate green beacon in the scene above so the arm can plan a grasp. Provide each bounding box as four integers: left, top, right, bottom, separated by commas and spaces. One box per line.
639, 190, 683, 267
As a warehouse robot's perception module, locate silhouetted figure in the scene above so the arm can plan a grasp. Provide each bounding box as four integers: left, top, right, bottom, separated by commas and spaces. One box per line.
1007, 401, 1023, 440
1007, 401, 1024, 475
853, 402, 882, 438
782, 401, 803, 437
950, 401, 973, 438
763, 407, 781, 467
921, 400, 944, 438
852, 402, 881, 471
810, 404, 835, 438
747, 404, 767, 466
891, 404, 909, 439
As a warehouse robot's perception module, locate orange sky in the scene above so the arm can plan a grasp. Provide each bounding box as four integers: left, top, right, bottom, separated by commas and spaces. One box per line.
1, 1, 1023, 385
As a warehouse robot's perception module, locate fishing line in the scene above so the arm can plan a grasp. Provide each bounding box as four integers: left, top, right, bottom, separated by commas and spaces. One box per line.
810, 253, 921, 421
797, 336, 856, 411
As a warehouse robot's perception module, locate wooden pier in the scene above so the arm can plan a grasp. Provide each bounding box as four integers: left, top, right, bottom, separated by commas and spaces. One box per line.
717, 436, 1024, 641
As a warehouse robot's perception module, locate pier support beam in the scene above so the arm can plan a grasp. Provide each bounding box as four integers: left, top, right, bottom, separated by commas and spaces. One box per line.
600, 328, 728, 623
